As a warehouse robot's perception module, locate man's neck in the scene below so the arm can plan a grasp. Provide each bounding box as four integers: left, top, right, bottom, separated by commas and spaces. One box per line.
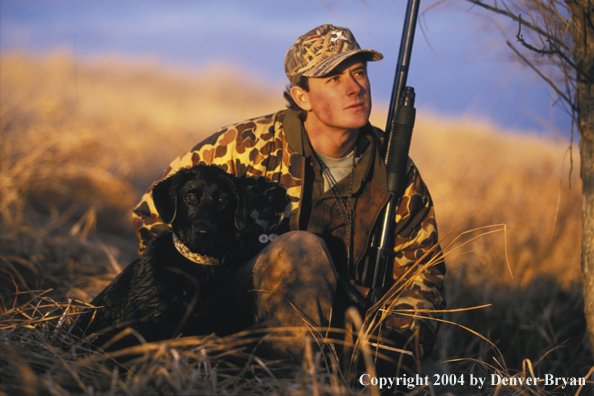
305, 120, 359, 159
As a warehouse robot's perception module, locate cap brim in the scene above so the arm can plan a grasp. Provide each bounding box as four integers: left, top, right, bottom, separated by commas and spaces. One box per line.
303, 49, 383, 78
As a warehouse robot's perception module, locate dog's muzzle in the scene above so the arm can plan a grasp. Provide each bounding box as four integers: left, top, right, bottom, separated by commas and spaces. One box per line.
195, 224, 213, 235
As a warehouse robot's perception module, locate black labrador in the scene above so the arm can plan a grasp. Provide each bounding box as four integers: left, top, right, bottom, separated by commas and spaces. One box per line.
73, 165, 253, 350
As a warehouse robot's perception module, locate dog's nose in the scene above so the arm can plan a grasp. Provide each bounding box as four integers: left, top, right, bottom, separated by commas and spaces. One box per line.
195, 225, 213, 234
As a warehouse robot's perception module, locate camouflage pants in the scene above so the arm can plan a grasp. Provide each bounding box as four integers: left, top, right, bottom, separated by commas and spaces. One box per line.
234, 231, 338, 358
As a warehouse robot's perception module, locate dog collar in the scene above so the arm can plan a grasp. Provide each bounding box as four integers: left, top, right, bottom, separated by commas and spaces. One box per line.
172, 233, 220, 265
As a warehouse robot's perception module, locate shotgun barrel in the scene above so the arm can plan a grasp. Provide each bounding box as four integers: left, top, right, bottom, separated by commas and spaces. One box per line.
366, 0, 421, 306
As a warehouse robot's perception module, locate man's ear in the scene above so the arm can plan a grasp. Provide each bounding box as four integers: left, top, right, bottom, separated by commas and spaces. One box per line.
290, 85, 312, 112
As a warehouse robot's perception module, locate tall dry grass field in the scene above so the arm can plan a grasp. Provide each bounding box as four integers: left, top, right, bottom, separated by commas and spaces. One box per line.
0, 52, 591, 395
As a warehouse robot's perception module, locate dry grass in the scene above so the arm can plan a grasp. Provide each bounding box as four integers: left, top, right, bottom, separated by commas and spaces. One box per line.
0, 296, 357, 396
1, 52, 592, 395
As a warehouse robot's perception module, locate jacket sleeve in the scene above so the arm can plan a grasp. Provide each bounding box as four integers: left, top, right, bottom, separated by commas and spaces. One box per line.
132, 127, 239, 254
382, 161, 446, 358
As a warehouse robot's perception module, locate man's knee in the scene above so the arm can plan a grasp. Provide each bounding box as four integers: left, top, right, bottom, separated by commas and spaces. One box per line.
256, 231, 337, 290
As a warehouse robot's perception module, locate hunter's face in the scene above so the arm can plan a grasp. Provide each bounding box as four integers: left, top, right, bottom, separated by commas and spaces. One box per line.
303, 57, 372, 134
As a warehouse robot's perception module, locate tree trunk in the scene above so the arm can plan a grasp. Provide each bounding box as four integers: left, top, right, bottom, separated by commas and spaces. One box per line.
581, 95, 594, 354
568, 0, 594, 354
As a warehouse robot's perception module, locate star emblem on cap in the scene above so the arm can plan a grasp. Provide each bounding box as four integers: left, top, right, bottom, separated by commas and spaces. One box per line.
329, 30, 348, 44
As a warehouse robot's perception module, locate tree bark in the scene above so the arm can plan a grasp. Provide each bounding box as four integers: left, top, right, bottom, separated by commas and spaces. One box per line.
568, 0, 594, 353
581, 99, 594, 354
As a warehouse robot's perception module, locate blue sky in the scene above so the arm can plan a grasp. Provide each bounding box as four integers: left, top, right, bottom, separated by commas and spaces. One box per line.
0, 0, 572, 139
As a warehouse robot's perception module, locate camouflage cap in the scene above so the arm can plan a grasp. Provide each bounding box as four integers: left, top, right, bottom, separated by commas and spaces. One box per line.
285, 24, 383, 86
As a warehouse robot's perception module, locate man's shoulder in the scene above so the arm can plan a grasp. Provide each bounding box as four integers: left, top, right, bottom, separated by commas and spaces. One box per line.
222, 110, 287, 135
189, 110, 288, 152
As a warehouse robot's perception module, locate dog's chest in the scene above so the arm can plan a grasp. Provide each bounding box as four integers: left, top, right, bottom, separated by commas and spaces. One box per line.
158, 261, 231, 305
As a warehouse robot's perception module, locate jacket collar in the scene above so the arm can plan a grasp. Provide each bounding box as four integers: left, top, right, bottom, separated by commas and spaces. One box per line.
283, 109, 305, 154
282, 109, 387, 193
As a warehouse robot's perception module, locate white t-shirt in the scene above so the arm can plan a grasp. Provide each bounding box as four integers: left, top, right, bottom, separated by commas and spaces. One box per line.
314, 149, 363, 192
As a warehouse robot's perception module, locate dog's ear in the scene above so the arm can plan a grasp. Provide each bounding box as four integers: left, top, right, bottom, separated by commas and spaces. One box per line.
232, 177, 254, 231
152, 169, 188, 224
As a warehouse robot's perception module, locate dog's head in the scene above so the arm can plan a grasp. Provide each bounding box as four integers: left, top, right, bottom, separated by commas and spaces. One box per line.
152, 165, 253, 257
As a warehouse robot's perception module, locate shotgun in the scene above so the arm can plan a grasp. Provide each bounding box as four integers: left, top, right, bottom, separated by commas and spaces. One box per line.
362, 0, 421, 306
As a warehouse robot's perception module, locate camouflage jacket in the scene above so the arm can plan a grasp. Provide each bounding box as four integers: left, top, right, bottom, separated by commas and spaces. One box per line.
132, 109, 445, 347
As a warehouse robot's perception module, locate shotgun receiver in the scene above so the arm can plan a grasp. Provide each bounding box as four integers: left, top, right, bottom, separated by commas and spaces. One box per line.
361, 0, 421, 306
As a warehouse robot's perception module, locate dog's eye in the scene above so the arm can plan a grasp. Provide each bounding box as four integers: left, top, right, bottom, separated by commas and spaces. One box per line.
218, 196, 229, 205
186, 193, 197, 202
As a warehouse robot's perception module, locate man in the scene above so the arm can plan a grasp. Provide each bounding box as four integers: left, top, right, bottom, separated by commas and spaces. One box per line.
132, 24, 445, 370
